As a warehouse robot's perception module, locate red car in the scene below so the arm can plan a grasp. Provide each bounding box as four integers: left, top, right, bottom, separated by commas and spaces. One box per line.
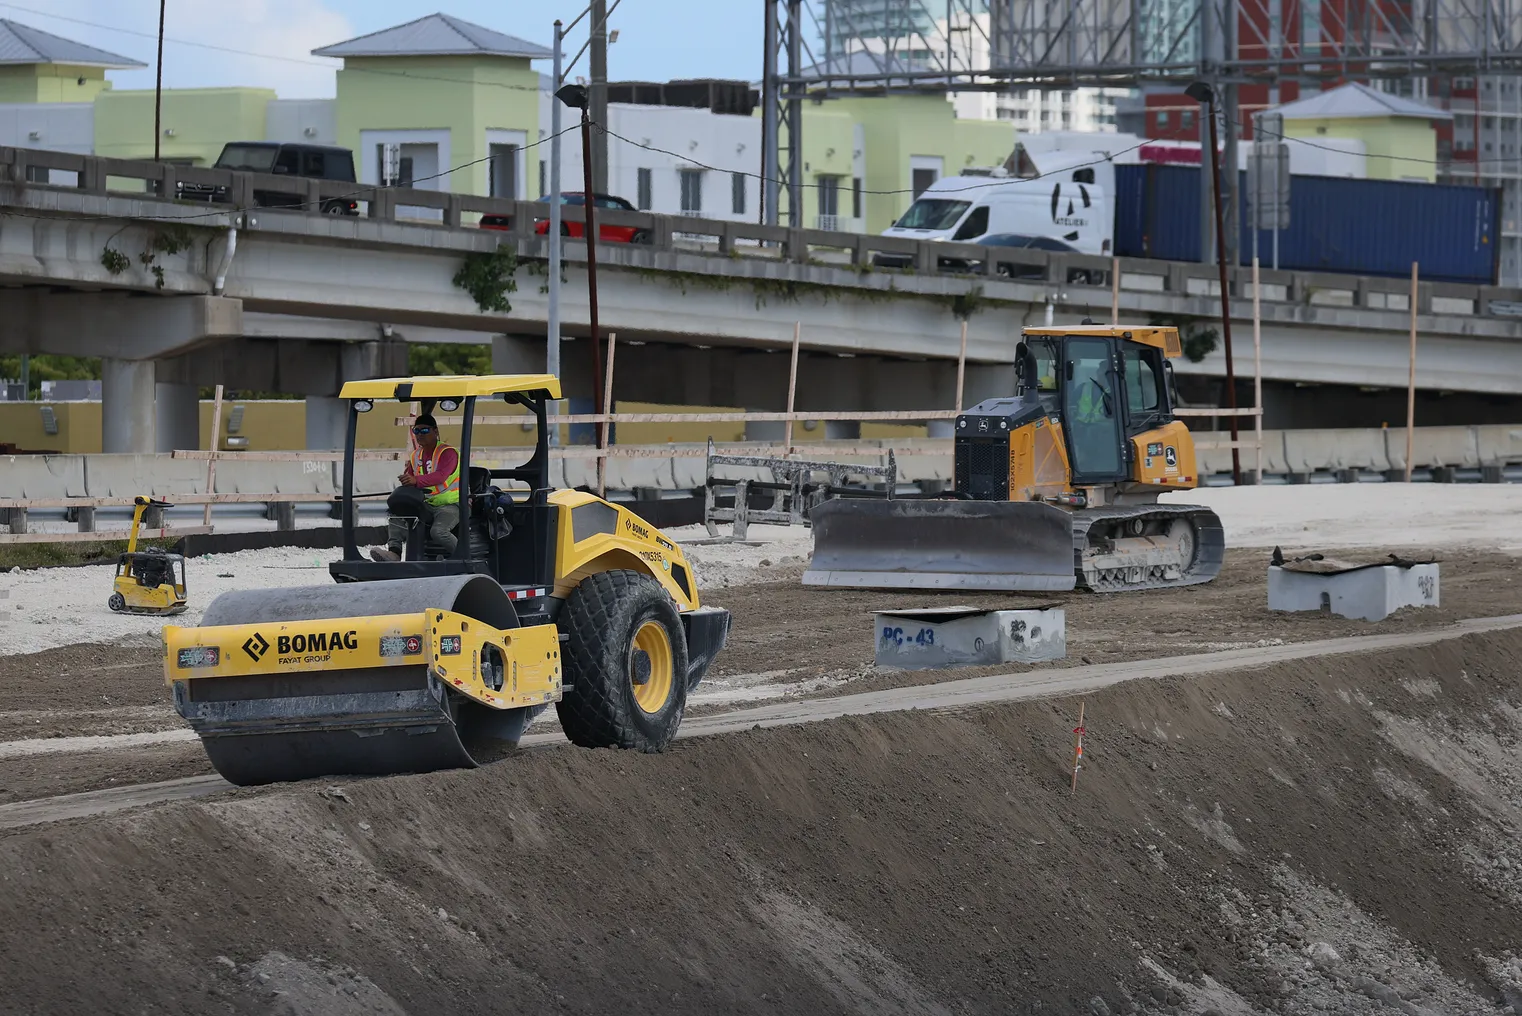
480, 192, 650, 243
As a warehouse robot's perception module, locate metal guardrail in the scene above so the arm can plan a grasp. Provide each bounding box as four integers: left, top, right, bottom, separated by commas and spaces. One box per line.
0, 145, 1517, 322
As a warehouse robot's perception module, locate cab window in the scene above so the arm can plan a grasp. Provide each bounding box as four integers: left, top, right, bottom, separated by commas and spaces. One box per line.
1030, 338, 1059, 393
1122, 346, 1162, 414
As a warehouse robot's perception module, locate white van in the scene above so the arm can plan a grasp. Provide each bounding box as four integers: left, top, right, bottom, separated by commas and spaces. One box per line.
878, 151, 1116, 263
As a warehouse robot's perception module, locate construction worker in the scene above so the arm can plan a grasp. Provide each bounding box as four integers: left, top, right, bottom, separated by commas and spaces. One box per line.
369, 413, 461, 562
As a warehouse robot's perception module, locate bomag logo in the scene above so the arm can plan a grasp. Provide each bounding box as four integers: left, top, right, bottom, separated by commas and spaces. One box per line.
276, 630, 359, 655
624, 518, 652, 541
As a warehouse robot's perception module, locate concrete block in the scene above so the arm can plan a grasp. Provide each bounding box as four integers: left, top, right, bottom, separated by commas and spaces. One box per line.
1482, 465, 1506, 483
1268, 563, 1439, 622
75, 506, 95, 533
5, 507, 27, 535
874, 605, 1065, 670
1430, 465, 1457, 483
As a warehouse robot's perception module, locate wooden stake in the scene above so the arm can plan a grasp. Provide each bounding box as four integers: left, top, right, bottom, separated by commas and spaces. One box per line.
597, 330, 617, 497
782, 321, 801, 455
1070, 700, 1086, 795
202, 384, 223, 526
1405, 262, 1418, 483
1252, 257, 1263, 485
954, 318, 968, 411
1110, 256, 1120, 322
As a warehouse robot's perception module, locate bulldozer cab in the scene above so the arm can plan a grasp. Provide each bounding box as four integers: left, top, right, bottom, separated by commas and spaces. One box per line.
330, 374, 562, 588
1016, 327, 1179, 486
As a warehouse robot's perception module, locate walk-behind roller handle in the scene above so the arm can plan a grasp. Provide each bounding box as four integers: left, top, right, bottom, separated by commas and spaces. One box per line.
127, 495, 176, 554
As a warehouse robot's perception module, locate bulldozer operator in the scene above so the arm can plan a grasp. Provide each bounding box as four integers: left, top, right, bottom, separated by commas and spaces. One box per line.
369, 413, 460, 562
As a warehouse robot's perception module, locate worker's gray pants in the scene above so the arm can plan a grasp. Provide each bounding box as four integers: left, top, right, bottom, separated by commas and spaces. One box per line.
389, 501, 459, 555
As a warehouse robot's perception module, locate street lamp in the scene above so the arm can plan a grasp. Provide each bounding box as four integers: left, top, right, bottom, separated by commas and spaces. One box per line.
556, 83, 604, 448
1186, 80, 1243, 486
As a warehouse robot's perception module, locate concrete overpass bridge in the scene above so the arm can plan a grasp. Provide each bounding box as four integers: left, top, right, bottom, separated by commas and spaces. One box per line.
3, 145, 1522, 453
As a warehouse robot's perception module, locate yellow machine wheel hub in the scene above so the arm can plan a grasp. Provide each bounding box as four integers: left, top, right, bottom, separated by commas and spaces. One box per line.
631, 620, 675, 713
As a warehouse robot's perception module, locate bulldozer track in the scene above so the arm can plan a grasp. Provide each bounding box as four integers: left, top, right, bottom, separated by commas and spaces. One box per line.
1072, 504, 1227, 593
6, 613, 1521, 832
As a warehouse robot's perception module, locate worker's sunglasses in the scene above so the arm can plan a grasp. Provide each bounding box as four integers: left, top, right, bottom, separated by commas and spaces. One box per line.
411, 426, 433, 435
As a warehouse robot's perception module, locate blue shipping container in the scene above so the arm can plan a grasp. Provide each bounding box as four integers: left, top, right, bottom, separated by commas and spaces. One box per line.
1112, 163, 1500, 285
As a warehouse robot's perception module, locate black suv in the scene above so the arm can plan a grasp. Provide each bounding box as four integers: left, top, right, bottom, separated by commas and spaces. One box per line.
177, 142, 359, 214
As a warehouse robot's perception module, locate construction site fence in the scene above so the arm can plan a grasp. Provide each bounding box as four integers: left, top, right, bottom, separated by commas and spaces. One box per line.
1, 423, 1519, 508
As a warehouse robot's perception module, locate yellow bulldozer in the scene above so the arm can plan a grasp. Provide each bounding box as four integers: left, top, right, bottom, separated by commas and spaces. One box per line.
803, 325, 1225, 592
162, 375, 730, 785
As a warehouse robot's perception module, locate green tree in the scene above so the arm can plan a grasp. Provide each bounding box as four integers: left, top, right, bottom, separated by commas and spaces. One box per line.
0, 355, 102, 398
408, 343, 492, 377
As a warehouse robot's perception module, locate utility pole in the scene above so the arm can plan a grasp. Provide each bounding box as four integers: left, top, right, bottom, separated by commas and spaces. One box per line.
580, 102, 604, 445
548, 21, 564, 384
1189, 81, 1243, 486
1222, 0, 1241, 270
153, 0, 166, 161
589, 0, 609, 196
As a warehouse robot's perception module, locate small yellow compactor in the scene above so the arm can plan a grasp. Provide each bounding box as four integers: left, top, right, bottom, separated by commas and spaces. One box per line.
108, 497, 188, 616
163, 376, 730, 786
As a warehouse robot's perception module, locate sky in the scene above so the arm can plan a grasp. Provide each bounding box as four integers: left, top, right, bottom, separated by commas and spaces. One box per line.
0, 1, 769, 98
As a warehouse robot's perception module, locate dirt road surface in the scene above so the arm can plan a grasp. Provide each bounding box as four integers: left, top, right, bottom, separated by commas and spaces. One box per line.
4, 629, 1522, 1013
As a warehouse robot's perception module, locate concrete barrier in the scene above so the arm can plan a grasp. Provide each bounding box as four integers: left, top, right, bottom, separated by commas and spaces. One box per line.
2, 455, 87, 498
1386, 426, 1480, 471
215, 459, 336, 495
1194, 430, 1289, 476
1283, 428, 1391, 473
1473, 425, 1522, 467
84, 454, 210, 497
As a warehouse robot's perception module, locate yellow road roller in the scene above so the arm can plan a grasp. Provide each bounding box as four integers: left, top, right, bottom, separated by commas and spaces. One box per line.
162, 375, 730, 785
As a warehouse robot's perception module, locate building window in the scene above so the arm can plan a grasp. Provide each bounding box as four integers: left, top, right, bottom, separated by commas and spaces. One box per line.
539, 159, 547, 197
1181, 109, 1195, 130
731, 171, 746, 215
816, 175, 841, 229
637, 167, 652, 210
852, 176, 863, 219
488, 143, 518, 199
1156, 111, 1170, 128
679, 168, 702, 214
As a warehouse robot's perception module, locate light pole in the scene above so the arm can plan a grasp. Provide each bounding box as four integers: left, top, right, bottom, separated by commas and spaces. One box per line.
1186, 80, 1242, 486
556, 84, 603, 448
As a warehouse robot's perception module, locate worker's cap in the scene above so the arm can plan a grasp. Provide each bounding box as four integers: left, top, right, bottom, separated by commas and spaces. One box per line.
414, 413, 438, 431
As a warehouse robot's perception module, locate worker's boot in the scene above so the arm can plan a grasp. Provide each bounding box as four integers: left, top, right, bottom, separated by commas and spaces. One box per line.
369, 546, 402, 563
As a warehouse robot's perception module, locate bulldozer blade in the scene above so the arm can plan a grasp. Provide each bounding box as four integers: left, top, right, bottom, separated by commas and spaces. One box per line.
803, 498, 1078, 592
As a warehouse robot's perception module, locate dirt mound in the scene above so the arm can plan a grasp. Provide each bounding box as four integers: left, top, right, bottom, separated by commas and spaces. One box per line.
5, 631, 1522, 1012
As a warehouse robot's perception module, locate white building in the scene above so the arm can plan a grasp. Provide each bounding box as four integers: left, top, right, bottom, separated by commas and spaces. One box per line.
535, 89, 760, 220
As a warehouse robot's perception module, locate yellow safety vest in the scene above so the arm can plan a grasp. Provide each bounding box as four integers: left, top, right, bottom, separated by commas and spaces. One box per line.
410, 443, 460, 507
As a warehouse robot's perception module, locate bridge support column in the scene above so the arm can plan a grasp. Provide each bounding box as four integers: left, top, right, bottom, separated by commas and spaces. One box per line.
102, 358, 156, 454
154, 382, 200, 452
306, 396, 346, 450
492, 334, 545, 375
